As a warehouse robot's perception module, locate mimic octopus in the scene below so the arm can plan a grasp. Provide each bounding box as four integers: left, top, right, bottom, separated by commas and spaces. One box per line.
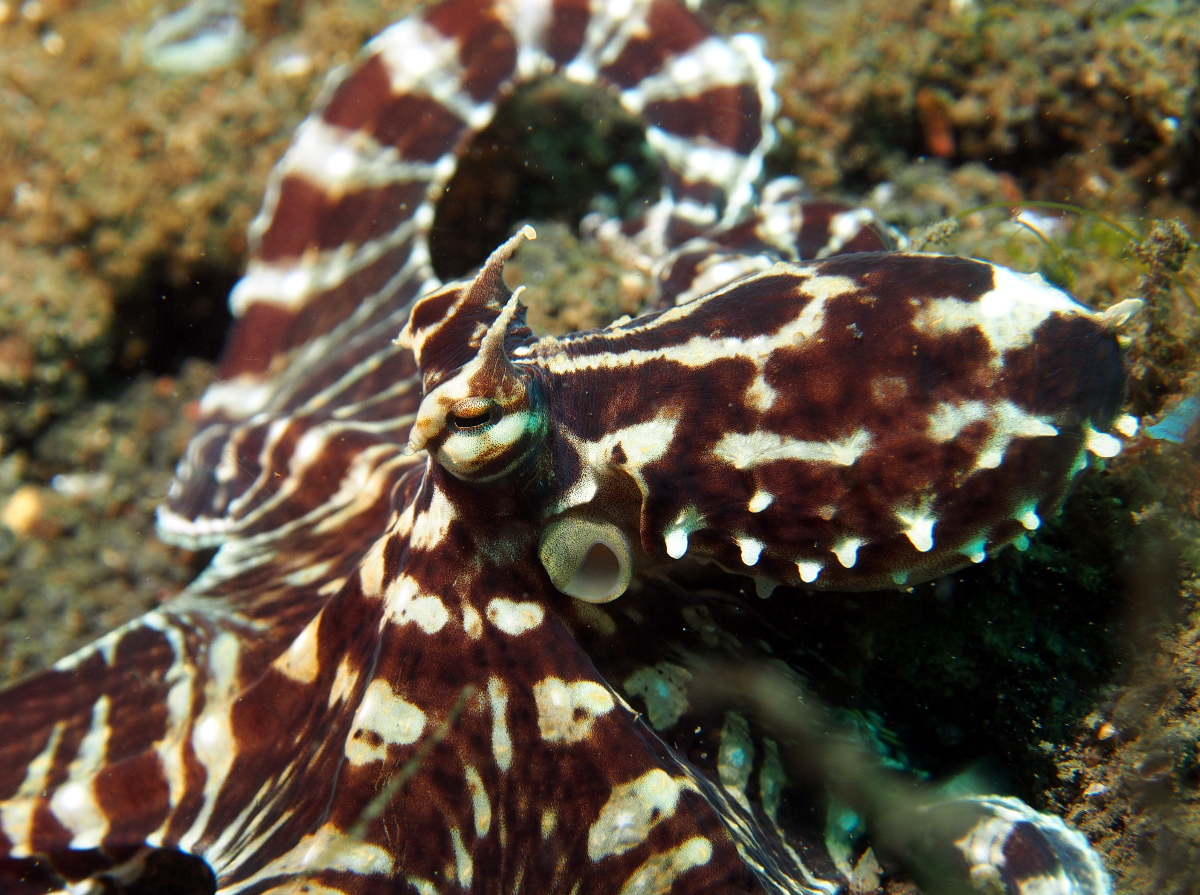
0, 0, 1134, 893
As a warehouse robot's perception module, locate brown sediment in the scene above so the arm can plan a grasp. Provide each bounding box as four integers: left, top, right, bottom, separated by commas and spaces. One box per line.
0, 363, 213, 682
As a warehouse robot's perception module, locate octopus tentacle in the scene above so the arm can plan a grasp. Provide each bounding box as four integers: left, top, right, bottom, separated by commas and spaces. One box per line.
159, 0, 777, 551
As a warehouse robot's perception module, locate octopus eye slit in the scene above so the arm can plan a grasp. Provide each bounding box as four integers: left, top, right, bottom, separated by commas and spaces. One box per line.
448, 398, 500, 433
449, 409, 494, 430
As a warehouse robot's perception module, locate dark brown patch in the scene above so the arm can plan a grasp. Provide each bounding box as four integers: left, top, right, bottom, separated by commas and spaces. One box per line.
1000, 313, 1124, 423
426, 0, 518, 100
258, 175, 423, 264
257, 176, 328, 262
96, 752, 172, 848
217, 303, 294, 379
644, 84, 763, 154
371, 93, 468, 162
322, 54, 395, 133
1001, 820, 1061, 879
599, 0, 709, 88
546, 0, 590, 64
322, 181, 428, 256
280, 240, 416, 353
822, 252, 996, 305
104, 627, 173, 761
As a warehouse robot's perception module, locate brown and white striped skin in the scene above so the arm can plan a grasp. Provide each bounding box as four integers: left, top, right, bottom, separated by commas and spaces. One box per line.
0, 0, 1117, 894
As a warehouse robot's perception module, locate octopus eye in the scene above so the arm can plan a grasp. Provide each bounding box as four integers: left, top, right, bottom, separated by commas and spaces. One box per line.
448, 397, 499, 432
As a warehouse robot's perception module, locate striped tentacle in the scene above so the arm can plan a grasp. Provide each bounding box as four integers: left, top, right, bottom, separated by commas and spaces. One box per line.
0, 455, 774, 893
564, 572, 1114, 895
0, 463, 427, 892
561, 579, 853, 894
214, 478, 762, 895
650, 177, 892, 307
161, 0, 777, 552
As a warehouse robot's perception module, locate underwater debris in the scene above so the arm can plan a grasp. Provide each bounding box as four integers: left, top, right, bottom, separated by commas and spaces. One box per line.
139, 0, 246, 74
691, 662, 1111, 895
1144, 391, 1200, 444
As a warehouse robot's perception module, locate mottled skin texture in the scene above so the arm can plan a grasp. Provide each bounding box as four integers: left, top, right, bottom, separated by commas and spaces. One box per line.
0, 0, 1122, 893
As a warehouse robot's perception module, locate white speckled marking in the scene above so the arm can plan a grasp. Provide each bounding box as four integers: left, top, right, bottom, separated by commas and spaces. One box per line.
748, 490, 774, 513
896, 508, 936, 553
48, 696, 111, 848
487, 677, 512, 772
275, 617, 322, 683
450, 826, 473, 888
833, 537, 864, 569
714, 429, 871, 470
486, 598, 545, 635
618, 837, 714, 895
1114, 414, 1138, 437
663, 506, 704, 559
385, 575, 450, 634
796, 559, 823, 584
464, 765, 491, 837
410, 485, 458, 551
973, 401, 1060, 470
559, 412, 679, 512
345, 679, 427, 766
665, 528, 689, 559
461, 604, 483, 639
736, 536, 764, 566
914, 266, 1085, 363
1085, 426, 1121, 458
927, 400, 989, 443
962, 537, 988, 564
588, 769, 684, 860
534, 678, 615, 743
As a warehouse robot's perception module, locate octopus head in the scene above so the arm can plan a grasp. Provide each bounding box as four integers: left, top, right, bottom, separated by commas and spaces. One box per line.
400, 226, 547, 483
400, 226, 638, 603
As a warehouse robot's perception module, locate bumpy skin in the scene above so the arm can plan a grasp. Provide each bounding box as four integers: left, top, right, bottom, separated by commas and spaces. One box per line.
0, 1, 1119, 894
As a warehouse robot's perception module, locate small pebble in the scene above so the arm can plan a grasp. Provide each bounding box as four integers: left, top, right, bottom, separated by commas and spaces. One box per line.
1, 485, 45, 537
18, 0, 42, 23
140, 0, 246, 74
271, 45, 313, 79
41, 29, 63, 55
50, 472, 113, 500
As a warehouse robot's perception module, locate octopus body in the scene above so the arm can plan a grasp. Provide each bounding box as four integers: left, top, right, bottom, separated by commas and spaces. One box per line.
0, 1, 1126, 894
